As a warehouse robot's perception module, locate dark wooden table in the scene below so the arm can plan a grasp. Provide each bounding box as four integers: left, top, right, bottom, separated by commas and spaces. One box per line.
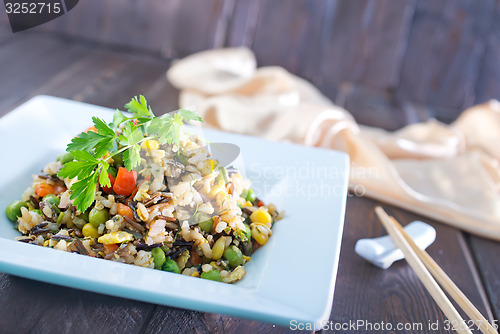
1, 28, 500, 334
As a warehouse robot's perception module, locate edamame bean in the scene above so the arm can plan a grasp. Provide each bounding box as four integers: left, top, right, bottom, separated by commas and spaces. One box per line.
151, 247, 166, 269
43, 194, 60, 207
162, 259, 181, 274
223, 245, 243, 268
89, 208, 109, 228
245, 188, 256, 202
5, 201, 28, 221
199, 218, 214, 233
200, 269, 222, 282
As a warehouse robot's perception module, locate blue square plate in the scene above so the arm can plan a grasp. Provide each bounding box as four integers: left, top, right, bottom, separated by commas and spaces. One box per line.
0, 96, 348, 328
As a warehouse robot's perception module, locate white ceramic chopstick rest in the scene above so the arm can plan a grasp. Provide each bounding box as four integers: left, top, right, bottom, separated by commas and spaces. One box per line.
355, 221, 436, 269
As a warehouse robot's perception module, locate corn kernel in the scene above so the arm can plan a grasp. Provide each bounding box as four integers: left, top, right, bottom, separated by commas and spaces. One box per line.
251, 224, 271, 246
82, 223, 100, 238
141, 139, 159, 151
43, 240, 49, 247
98, 231, 133, 244
250, 209, 272, 227
191, 271, 200, 278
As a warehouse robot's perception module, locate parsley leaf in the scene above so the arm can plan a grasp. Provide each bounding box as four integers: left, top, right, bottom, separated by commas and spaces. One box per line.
70, 172, 98, 212
92, 116, 115, 137
125, 95, 153, 118
112, 109, 128, 129
58, 95, 203, 213
66, 131, 105, 152
123, 146, 141, 170
178, 108, 203, 123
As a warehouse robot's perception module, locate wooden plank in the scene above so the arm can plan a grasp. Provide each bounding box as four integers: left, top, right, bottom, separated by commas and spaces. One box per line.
397, 0, 496, 110
245, 0, 327, 82
224, 0, 261, 48
318, 0, 415, 89
0, 274, 154, 333
331, 195, 493, 333
0, 32, 92, 116
467, 235, 500, 323
474, 2, 500, 105
143, 306, 305, 334
340, 85, 417, 130
31, 0, 226, 57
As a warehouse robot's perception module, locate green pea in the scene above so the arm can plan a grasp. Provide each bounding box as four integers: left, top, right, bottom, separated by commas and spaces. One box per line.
200, 269, 222, 282
199, 218, 214, 234
43, 194, 60, 207
245, 188, 256, 202
89, 207, 109, 228
162, 259, 180, 274
151, 247, 166, 269
57, 152, 74, 164
5, 201, 28, 221
223, 245, 243, 268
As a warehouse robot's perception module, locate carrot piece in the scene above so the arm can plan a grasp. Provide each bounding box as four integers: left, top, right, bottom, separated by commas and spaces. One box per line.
103, 243, 119, 255
85, 126, 97, 133
117, 203, 134, 220
113, 167, 137, 196
35, 183, 66, 197
102, 173, 115, 194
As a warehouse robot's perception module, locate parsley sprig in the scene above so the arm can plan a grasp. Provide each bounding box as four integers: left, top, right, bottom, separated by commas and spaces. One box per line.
58, 95, 203, 213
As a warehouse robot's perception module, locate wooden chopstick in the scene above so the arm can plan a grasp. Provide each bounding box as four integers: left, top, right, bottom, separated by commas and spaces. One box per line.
375, 206, 472, 334
387, 215, 497, 334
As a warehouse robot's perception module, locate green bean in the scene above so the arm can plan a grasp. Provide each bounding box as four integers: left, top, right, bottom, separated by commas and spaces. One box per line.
89, 208, 109, 228
162, 259, 181, 274
200, 269, 222, 282
5, 201, 28, 221
151, 247, 166, 269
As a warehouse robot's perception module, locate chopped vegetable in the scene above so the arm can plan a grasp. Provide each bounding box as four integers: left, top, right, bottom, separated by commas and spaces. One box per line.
42, 194, 60, 207
98, 231, 133, 244
200, 269, 222, 282
116, 203, 134, 221
151, 247, 166, 269
162, 258, 181, 274
89, 208, 109, 228
102, 173, 115, 194
35, 183, 65, 197
82, 223, 100, 238
103, 243, 119, 255
223, 245, 243, 268
113, 167, 137, 196
6, 200, 28, 221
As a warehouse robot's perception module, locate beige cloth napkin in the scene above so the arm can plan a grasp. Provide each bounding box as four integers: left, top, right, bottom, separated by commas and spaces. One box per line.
166, 47, 500, 240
